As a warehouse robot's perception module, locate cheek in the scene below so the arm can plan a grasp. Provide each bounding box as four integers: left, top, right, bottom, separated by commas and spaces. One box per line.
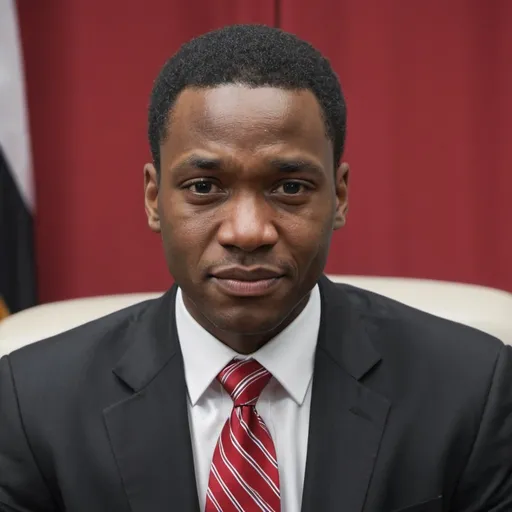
159, 205, 208, 269
160, 195, 227, 275
163, 222, 205, 256
285, 222, 332, 263
278, 213, 334, 283
283, 201, 335, 250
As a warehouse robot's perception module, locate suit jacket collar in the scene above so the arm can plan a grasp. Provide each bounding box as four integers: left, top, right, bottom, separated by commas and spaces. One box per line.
105, 286, 200, 512
317, 275, 382, 380
112, 276, 382, 392
301, 276, 390, 512
112, 287, 179, 392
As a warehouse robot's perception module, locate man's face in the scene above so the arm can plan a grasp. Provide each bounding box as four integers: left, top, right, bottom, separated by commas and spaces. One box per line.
144, 85, 348, 338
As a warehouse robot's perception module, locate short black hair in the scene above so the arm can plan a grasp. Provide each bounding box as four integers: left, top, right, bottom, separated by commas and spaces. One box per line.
148, 24, 346, 172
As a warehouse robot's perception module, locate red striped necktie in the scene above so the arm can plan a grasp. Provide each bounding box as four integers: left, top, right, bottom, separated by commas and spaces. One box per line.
205, 359, 281, 512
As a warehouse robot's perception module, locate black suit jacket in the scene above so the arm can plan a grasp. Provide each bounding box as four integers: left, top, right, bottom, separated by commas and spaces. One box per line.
1, 276, 511, 512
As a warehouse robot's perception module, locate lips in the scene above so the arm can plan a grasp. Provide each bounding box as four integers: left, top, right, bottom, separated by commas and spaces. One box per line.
211, 266, 284, 281
209, 266, 285, 297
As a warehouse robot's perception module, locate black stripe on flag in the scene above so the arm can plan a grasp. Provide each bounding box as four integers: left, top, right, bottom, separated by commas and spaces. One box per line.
0, 143, 37, 314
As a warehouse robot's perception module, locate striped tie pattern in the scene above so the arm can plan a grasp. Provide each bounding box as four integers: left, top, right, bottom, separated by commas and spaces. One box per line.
205, 359, 280, 512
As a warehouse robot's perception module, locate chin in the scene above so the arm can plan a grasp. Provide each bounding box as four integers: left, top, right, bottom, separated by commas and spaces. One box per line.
208, 308, 288, 337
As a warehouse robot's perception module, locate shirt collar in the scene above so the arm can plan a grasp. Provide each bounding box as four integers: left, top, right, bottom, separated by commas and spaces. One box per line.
175, 285, 321, 406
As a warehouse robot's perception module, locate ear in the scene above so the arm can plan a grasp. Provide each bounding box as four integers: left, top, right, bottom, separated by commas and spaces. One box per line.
144, 163, 161, 233
333, 162, 349, 230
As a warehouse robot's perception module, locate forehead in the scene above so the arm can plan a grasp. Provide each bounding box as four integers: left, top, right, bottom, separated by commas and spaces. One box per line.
163, 85, 332, 166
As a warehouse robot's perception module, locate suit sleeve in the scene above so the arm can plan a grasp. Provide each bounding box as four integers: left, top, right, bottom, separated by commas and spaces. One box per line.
0, 355, 57, 511
451, 344, 512, 512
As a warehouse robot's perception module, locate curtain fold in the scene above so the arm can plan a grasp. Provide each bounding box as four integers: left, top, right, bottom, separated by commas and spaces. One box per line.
16, 0, 277, 302
279, 0, 512, 292
16, 0, 512, 301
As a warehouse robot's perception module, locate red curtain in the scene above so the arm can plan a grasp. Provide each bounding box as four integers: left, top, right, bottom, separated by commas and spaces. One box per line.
17, 0, 512, 303
281, 0, 512, 292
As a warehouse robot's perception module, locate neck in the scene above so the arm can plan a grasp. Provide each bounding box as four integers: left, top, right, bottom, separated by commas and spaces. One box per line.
182, 293, 311, 354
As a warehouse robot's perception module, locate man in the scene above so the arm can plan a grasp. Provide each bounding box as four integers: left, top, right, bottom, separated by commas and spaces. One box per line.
0, 24, 511, 512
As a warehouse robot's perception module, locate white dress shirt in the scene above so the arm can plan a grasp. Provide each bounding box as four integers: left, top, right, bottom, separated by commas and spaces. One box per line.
175, 285, 321, 512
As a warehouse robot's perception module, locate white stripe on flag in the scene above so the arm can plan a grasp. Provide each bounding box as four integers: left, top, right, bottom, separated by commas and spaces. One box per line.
0, 0, 34, 212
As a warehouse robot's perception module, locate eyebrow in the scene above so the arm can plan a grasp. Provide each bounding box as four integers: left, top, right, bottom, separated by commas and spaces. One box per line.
173, 154, 325, 177
174, 155, 222, 172
268, 157, 325, 177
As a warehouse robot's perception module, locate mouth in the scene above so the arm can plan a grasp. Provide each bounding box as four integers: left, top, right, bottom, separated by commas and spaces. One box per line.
209, 266, 285, 297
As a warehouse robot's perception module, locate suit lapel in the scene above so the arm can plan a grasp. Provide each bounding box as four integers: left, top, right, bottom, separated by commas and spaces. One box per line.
301, 277, 391, 512
103, 287, 200, 512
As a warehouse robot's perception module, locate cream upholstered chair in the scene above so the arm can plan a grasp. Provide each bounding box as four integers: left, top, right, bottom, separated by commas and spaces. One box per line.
0, 276, 511, 357
337, 276, 512, 344
0, 292, 162, 357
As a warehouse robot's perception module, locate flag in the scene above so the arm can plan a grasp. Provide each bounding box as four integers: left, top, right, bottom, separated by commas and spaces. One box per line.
0, 0, 37, 319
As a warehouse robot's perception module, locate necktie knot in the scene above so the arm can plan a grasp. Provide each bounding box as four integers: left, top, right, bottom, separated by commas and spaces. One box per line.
218, 359, 272, 407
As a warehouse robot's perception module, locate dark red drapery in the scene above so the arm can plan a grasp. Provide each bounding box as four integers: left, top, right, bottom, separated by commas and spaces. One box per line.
17, 0, 512, 302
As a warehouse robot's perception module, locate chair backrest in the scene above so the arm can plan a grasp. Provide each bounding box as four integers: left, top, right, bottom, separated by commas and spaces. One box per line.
336, 276, 512, 344
0, 275, 510, 357
0, 293, 162, 357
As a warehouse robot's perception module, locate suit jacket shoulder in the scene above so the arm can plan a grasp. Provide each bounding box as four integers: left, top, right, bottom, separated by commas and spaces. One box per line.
324, 281, 511, 510
8, 296, 158, 396
0, 288, 199, 512
338, 281, 504, 376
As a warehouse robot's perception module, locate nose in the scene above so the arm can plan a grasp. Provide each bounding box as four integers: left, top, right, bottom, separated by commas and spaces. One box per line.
217, 192, 279, 252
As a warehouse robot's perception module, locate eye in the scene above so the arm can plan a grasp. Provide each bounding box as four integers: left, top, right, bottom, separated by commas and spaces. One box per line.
187, 180, 221, 194
274, 181, 307, 195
